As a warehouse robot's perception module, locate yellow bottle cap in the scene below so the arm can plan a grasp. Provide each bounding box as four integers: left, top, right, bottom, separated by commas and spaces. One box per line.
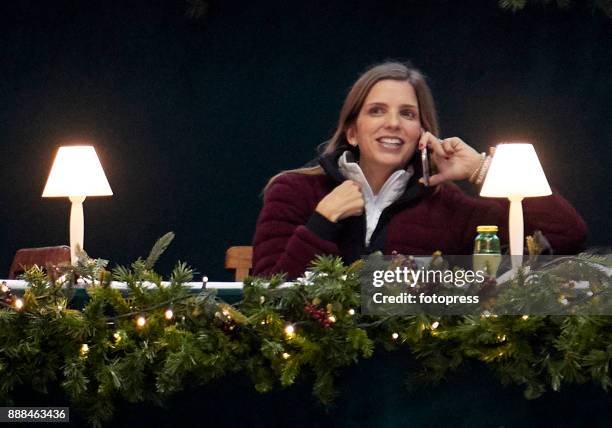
477, 225, 498, 232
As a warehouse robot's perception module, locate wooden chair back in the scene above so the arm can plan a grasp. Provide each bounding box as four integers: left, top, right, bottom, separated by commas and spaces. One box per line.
9, 246, 71, 279
225, 246, 253, 281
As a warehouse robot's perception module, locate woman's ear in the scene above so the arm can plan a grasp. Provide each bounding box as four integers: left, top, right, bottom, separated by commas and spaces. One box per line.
346, 126, 358, 147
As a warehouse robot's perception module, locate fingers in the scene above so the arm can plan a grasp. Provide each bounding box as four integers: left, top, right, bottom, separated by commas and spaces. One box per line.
338, 180, 363, 199
421, 133, 468, 159
317, 180, 364, 222
343, 179, 362, 191
425, 173, 445, 187
440, 138, 457, 156
346, 181, 364, 217
418, 131, 443, 155
419, 173, 444, 186
418, 131, 429, 151
344, 180, 365, 208
420, 131, 447, 158
346, 205, 364, 218
332, 180, 365, 220
416, 135, 472, 186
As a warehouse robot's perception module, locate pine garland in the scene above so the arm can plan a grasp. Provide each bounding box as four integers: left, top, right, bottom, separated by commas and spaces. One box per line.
0, 238, 610, 427
498, 0, 612, 17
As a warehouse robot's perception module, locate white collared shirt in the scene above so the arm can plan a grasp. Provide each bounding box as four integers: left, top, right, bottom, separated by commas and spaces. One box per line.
338, 151, 413, 246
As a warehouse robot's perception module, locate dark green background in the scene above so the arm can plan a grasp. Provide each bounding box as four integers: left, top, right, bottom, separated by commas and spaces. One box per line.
1, 0, 611, 281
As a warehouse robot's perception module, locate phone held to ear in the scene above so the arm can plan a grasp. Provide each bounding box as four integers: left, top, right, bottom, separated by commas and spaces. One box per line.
419, 128, 431, 187
421, 145, 430, 187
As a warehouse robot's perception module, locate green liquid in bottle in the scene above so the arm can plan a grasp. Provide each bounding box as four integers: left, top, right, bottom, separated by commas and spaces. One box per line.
473, 226, 501, 277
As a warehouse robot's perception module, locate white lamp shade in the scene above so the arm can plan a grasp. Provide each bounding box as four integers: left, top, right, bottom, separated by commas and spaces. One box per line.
42, 146, 113, 197
480, 143, 552, 198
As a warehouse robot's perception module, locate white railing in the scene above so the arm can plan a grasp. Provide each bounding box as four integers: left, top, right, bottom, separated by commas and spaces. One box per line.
2, 280, 244, 291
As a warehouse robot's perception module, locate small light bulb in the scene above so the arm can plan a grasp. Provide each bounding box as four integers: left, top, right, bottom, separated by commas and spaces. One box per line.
164, 309, 174, 320
328, 315, 336, 323
521, 315, 529, 320
282, 352, 290, 359
222, 309, 230, 317
57, 305, 63, 311
80, 344, 89, 356
431, 321, 440, 330
284, 324, 295, 337
202, 276, 209, 283
137, 316, 146, 327
14, 298, 24, 310
391, 332, 399, 340
348, 308, 355, 316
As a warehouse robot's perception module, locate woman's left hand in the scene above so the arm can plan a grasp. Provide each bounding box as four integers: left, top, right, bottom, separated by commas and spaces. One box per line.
418, 131, 481, 186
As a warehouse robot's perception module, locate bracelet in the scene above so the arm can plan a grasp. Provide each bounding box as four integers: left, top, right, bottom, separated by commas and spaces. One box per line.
469, 152, 486, 183
475, 155, 492, 185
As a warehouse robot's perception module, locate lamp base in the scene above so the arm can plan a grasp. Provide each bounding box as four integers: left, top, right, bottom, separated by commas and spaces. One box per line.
508, 196, 524, 268
69, 196, 86, 265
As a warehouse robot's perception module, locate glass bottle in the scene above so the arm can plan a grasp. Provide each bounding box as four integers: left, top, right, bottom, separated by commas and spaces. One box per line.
473, 225, 501, 277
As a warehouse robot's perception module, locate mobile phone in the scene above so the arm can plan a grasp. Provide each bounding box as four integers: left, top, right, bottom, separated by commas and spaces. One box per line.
421, 145, 430, 186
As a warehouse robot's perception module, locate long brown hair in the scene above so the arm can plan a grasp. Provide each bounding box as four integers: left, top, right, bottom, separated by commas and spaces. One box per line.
265, 61, 439, 191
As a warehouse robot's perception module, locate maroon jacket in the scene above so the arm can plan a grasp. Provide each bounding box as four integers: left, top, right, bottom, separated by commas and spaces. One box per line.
252, 152, 587, 279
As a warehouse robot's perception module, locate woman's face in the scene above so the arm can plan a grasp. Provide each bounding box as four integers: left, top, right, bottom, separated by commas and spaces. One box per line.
347, 79, 421, 173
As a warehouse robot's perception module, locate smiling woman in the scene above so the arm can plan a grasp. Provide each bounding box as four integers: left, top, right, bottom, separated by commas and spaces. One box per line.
251, 61, 587, 279
345, 80, 422, 192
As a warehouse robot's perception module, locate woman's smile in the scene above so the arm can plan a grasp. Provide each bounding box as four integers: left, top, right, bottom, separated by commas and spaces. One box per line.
377, 136, 406, 149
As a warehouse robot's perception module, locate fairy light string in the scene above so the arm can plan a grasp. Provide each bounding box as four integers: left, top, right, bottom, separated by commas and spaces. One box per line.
1, 245, 609, 428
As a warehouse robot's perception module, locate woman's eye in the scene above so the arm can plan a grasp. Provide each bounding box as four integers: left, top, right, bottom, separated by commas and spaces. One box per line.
402, 110, 417, 119
369, 107, 384, 115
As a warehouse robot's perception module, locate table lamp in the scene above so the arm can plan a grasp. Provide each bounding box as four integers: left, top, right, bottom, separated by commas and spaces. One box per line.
480, 143, 551, 266
42, 146, 113, 264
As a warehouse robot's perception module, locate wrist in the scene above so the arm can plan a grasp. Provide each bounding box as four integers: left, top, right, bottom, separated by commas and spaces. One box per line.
315, 205, 339, 223
306, 212, 342, 241
470, 151, 493, 186
469, 153, 486, 183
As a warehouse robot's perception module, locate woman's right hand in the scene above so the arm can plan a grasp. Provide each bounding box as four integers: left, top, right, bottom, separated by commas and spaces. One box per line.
315, 180, 365, 223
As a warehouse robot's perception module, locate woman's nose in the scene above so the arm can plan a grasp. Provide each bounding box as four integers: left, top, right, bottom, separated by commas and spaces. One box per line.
384, 112, 400, 128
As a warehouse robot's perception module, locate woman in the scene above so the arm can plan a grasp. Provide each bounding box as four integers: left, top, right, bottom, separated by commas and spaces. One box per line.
252, 62, 587, 279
